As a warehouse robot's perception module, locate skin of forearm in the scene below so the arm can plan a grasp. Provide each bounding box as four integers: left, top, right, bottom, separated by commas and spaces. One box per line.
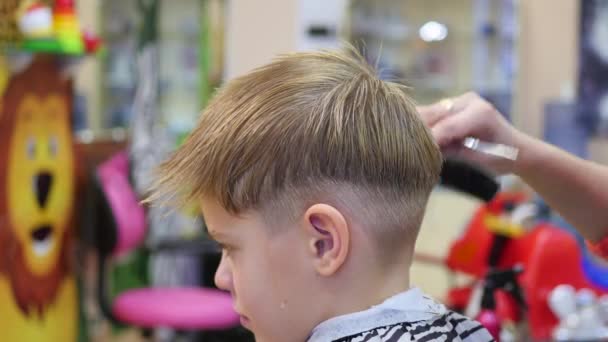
515, 134, 608, 242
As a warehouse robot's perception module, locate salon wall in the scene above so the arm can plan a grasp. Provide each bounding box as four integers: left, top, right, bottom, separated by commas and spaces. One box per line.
513, 0, 608, 164
224, 0, 298, 80
513, 0, 579, 139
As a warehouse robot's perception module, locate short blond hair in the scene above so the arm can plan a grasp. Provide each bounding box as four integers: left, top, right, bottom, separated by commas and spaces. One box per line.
153, 47, 442, 254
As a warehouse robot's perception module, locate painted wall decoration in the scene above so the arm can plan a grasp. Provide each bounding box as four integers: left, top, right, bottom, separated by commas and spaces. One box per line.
0, 55, 78, 341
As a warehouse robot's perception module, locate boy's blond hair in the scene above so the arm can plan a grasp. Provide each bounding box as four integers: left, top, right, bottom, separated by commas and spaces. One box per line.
153, 47, 442, 257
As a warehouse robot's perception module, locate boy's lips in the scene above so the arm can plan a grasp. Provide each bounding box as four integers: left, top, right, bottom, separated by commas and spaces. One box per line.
235, 307, 250, 327
239, 314, 250, 327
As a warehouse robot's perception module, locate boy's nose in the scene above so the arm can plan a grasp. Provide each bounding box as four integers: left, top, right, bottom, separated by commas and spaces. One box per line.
214, 254, 234, 293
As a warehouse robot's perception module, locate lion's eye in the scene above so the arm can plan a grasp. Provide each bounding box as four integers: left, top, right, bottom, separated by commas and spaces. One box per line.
27, 137, 36, 160
49, 136, 58, 158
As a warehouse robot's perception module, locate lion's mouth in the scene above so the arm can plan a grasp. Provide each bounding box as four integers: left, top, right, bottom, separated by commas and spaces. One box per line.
31, 225, 53, 256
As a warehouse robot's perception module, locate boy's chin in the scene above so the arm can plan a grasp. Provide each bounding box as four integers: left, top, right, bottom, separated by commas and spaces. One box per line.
252, 328, 308, 342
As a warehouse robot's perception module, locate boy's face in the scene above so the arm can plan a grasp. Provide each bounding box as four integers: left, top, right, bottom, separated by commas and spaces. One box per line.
201, 198, 323, 342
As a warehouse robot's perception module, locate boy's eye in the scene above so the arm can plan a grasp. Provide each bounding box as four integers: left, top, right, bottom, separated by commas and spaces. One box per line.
219, 243, 233, 255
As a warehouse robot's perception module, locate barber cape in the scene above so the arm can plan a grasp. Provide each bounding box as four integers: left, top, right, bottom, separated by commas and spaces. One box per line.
308, 288, 494, 342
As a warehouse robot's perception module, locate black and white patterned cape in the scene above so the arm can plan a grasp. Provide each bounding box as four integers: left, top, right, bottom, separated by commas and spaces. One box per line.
308, 288, 494, 342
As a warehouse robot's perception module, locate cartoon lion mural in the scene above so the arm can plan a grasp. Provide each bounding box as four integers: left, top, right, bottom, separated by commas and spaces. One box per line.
0, 55, 78, 341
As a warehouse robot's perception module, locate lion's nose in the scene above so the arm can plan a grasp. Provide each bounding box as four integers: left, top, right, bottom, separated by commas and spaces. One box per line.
34, 172, 53, 209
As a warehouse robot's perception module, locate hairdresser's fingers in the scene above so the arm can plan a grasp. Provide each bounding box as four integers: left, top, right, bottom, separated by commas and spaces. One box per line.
417, 103, 451, 127
431, 96, 502, 145
430, 107, 483, 147
417, 92, 477, 127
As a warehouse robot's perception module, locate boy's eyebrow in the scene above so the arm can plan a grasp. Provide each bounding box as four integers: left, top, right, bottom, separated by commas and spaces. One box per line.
207, 228, 228, 242
207, 229, 237, 251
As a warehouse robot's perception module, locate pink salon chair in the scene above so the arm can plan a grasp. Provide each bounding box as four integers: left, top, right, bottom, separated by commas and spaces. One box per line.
89, 151, 240, 332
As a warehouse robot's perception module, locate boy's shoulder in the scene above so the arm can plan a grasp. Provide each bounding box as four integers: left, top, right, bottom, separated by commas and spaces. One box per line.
308, 288, 494, 342
332, 310, 494, 342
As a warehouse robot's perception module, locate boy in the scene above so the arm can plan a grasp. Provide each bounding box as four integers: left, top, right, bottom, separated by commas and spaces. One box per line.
152, 48, 493, 341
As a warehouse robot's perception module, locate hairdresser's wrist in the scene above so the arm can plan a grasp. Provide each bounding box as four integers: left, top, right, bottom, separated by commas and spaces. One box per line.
511, 131, 544, 178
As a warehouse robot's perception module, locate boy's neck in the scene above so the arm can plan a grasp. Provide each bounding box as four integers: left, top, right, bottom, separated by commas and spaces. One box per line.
317, 251, 412, 325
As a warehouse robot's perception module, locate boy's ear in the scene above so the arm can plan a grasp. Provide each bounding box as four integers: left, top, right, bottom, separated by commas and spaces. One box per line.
302, 203, 350, 277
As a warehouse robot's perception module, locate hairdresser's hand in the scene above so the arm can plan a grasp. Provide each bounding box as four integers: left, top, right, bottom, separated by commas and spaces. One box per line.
418, 92, 529, 175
